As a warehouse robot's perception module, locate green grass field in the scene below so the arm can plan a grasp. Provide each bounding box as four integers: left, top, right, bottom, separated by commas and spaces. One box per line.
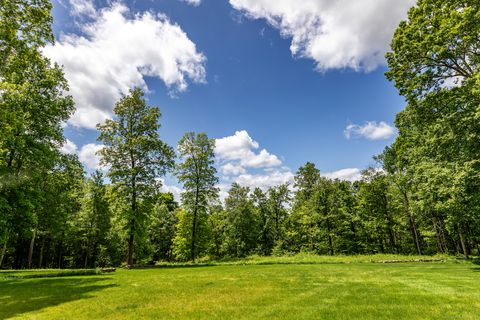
1, 256, 479, 319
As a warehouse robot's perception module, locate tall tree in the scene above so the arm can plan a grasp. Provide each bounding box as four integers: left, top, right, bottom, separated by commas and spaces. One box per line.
267, 184, 291, 246
291, 162, 321, 252
148, 193, 178, 262
294, 162, 320, 203
0, 0, 74, 179
386, 0, 480, 258
0, 0, 74, 268
76, 171, 111, 268
357, 169, 399, 254
377, 147, 423, 254
175, 132, 218, 262
223, 183, 258, 257
97, 88, 174, 266
207, 204, 226, 258
252, 188, 274, 255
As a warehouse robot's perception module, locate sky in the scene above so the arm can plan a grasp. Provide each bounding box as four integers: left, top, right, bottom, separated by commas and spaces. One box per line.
49, 0, 416, 200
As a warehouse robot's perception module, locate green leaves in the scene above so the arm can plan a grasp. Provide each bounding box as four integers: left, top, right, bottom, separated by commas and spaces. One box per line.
97, 88, 174, 265
175, 132, 218, 209
386, 0, 479, 101
173, 132, 218, 261
385, 0, 480, 258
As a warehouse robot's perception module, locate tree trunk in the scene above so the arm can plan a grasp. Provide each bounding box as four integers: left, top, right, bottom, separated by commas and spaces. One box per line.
127, 181, 137, 266
327, 234, 334, 255
191, 184, 200, 262
454, 238, 461, 255
14, 236, 23, 269
402, 190, 422, 255
350, 221, 358, 253
458, 229, 469, 260
263, 223, 268, 255
0, 241, 6, 268
127, 148, 137, 267
310, 219, 314, 252
57, 243, 63, 268
379, 237, 385, 254
326, 218, 334, 256
274, 208, 279, 241
39, 236, 45, 268
409, 214, 422, 255
431, 217, 445, 253
191, 207, 197, 262
386, 224, 397, 253
84, 249, 89, 269
92, 240, 99, 268
28, 227, 37, 268
433, 223, 442, 253
127, 223, 135, 266
319, 204, 334, 255
57, 235, 65, 269
382, 193, 397, 253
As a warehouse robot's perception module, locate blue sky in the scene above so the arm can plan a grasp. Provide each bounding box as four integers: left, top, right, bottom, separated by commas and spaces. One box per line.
50, 0, 414, 198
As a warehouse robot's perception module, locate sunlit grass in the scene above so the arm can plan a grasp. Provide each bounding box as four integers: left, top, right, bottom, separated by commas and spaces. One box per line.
159, 252, 451, 266
1, 255, 479, 319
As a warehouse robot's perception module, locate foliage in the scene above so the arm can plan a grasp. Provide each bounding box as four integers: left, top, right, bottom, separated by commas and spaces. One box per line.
2, 0, 480, 269
385, 0, 480, 259
0, 0, 75, 268
147, 193, 178, 262
222, 183, 258, 257
174, 132, 218, 262
97, 88, 174, 266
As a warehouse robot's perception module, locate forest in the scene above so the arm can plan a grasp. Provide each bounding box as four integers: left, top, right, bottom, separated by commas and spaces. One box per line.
1, 0, 480, 270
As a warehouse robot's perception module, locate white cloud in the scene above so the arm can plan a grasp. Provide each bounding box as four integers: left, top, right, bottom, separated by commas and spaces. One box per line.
59, 139, 104, 170
344, 121, 395, 140
216, 130, 259, 158
323, 168, 361, 182
441, 75, 464, 89
68, 0, 96, 17
221, 163, 247, 176
217, 183, 231, 203
214, 130, 294, 198
60, 139, 78, 155
78, 143, 104, 169
44, 3, 206, 129
181, 0, 201, 6
234, 170, 294, 190
215, 130, 281, 169
159, 179, 183, 202
229, 0, 415, 71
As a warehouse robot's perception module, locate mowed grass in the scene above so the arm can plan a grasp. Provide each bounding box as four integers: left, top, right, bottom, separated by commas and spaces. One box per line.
1, 256, 479, 319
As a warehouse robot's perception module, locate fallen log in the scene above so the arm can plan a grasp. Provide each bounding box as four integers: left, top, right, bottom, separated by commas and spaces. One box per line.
377, 259, 444, 263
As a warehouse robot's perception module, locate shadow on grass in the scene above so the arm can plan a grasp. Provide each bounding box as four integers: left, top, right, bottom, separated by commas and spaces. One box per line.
0, 276, 115, 319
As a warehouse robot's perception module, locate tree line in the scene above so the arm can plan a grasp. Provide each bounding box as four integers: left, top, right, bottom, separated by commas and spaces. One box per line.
1, 0, 479, 269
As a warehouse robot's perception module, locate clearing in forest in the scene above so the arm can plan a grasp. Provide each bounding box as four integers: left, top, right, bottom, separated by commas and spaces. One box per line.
1, 256, 479, 319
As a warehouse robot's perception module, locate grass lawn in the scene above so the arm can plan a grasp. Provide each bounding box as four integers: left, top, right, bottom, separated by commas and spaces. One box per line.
1, 256, 479, 319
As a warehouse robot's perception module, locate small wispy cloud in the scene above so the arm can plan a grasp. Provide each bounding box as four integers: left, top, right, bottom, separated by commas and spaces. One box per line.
323, 168, 362, 182
181, 0, 201, 6
344, 121, 395, 140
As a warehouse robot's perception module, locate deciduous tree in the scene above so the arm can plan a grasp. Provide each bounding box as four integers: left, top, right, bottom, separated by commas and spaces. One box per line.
97, 88, 174, 266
